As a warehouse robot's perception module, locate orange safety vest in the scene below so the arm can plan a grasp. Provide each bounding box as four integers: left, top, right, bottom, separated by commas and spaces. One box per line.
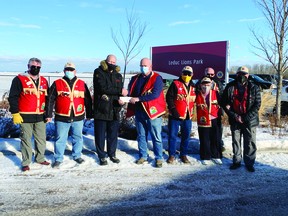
196, 90, 219, 127
172, 80, 196, 119
55, 78, 85, 117
18, 74, 48, 114
126, 72, 166, 120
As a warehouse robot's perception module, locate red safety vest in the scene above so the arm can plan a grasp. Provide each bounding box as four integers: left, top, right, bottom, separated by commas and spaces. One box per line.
18, 74, 48, 114
232, 86, 248, 115
55, 78, 85, 117
196, 90, 219, 127
172, 80, 196, 119
126, 72, 166, 120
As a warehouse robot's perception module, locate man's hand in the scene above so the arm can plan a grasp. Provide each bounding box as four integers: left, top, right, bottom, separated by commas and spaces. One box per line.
118, 99, 125, 105
129, 97, 140, 104
45, 118, 52, 123
235, 115, 243, 123
122, 88, 128, 96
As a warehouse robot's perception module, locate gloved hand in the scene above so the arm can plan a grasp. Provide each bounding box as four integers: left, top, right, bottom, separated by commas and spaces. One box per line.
12, 113, 23, 124
171, 108, 180, 119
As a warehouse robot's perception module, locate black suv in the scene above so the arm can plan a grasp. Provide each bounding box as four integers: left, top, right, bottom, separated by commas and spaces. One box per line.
229, 74, 274, 90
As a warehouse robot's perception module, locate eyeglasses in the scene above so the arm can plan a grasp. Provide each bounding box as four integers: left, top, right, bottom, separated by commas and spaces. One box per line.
206, 73, 214, 76
182, 71, 192, 76
30, 65, 41, 70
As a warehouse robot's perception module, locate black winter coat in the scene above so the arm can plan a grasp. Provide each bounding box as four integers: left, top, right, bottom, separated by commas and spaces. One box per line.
93, 61, 123, 121
221, 80, 261, 127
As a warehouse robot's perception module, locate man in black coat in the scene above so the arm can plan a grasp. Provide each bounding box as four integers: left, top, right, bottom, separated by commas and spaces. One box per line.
93, 54, 128, 165
221, 66, 261, 172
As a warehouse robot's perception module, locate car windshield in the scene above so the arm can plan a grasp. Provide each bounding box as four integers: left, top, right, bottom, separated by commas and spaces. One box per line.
251, 75, 266, 82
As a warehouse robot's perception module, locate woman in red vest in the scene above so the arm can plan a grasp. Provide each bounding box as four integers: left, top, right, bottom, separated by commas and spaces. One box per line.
196, 76, 222, 165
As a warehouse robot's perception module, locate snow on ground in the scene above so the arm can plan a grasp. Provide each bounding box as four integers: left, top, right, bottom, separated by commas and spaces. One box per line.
0, 123, 288, 216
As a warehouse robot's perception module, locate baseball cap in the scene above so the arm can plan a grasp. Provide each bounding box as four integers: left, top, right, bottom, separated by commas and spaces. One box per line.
182, 66, 193, 73
236, 66, 249, 74
64, 62, 76, 70
200, 76, 212, 84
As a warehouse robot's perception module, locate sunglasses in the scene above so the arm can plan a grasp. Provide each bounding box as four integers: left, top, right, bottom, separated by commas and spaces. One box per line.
207, 73, 214, 76
30, 65, 41, 70
65, 68, 75, 72
182, 71, 192, 76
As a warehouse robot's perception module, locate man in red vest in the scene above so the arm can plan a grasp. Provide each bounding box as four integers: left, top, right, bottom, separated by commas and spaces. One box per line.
46, 62, 93, 168
127, 58, 166, 168
166, 66, 196, 164
221, 66, 261, 172
8, 57, 50, 171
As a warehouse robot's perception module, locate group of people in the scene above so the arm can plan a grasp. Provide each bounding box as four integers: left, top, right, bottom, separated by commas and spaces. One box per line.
8, 56, 261, 173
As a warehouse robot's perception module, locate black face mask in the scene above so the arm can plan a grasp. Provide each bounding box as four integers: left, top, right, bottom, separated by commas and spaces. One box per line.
106, 62, 116, 71
237, 75, 248, 84
29, 65, 41, 76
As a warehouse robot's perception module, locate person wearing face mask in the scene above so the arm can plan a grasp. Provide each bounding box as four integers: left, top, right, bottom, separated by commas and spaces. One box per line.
196, 76, 222, 165
221, 66, 261, 172
46, 62, 93, 168
165, 66, 196, 164
204, 67, 226, 152
93, 54, 128, 166
126, 58, 166, 168
8, 57, 50, 171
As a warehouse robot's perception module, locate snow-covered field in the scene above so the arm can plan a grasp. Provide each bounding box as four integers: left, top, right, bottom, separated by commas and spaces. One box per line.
0, 122, 288, 215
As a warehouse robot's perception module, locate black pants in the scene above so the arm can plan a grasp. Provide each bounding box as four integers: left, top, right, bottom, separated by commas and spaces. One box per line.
94, 119, 119, 159
198, 118, 222, 160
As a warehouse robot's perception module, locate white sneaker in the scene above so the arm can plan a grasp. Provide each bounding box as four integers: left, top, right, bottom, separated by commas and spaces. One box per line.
201, 160, 210, 165
212, 158, 222, 165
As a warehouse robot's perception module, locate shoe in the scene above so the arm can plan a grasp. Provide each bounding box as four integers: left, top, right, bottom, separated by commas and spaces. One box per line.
100, 158, 108, 166
52, 161, 61, 168
212, 158, 222, 165
246, 165, 255, 172
74, 158, 84, 164
38, 161, 50, 166
136, 158, 148, 165
229, 163, 241, 170
180, 155, 191, 164
201, 160, 211, 165
155, 159, 163, 168
166, 156, 175, 164
22, 166, 30, 172
110, 156, 120, 163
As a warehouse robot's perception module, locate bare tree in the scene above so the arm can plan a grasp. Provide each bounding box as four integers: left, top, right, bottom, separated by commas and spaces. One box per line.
251, 0, 288, 125
111, 4, 148, 80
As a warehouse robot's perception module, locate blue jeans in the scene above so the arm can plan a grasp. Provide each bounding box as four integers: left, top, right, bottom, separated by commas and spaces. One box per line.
54, 120, 84, 162
135, 111, 163, 160
168, 116, 192, 157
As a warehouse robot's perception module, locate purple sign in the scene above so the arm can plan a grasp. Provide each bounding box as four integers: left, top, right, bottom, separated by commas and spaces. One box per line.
151, 41, 228, 80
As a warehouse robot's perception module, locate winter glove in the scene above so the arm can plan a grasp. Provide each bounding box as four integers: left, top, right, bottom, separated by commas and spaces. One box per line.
171, 108, 180, 119
12, 113, 23, 124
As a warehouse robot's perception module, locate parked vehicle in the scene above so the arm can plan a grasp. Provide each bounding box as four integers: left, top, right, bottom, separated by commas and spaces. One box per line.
255, 74, 278, 84
229, 74, 274, 90
255, 74, 288, 86
272, 86, 288, 115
